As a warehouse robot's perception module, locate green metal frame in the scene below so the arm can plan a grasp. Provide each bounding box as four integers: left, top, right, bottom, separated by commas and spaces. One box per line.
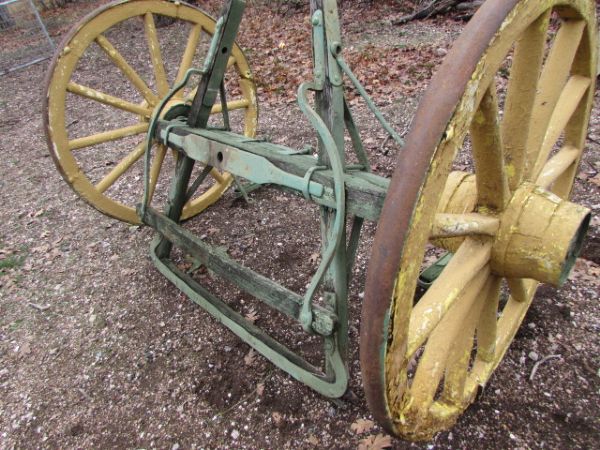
139, 0, 405, 398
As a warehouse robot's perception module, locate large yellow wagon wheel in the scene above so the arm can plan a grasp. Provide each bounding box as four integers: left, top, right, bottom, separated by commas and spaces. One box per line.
44, 0, 257, 224
361, 0, 596, 441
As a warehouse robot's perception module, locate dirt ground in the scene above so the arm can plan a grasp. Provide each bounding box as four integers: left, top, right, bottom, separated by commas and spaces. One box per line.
1, 1, 599, 449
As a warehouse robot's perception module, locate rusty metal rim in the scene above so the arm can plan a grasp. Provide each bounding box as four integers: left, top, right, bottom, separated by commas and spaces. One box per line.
359, 0, 522, 434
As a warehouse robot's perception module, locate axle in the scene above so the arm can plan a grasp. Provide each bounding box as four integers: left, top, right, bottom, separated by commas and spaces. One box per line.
154, 120, 389, 221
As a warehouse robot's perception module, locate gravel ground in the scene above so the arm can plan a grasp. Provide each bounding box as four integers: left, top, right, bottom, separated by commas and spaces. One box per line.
0, 1, 599, 449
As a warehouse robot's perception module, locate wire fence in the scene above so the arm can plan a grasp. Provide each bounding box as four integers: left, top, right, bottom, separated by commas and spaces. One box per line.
0, 0, 54, 76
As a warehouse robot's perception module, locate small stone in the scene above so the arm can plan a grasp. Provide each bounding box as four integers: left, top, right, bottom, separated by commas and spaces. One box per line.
172, 443, 180, 450
231, 430, 239, 440
527, 322, 536, 329
89, 314, 106, 329
528, 351, 539, 361
435, 47, 448, 57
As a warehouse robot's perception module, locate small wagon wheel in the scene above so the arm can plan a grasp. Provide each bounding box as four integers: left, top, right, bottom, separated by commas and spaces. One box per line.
361, 0, 596, 440
44, 0, 257, 224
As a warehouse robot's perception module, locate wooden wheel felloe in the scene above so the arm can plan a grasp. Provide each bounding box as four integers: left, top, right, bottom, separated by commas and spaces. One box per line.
360, 0, 596, 441
44, 0, 257, 224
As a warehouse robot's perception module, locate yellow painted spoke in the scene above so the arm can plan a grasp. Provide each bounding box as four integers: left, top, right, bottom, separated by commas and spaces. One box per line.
147, 144, 168, 202
507, 277, 530, 303
174, 23, 203, 92
95, 142, 146, 193
211, 98, 250, 114
407, 238, 492, 357
210, 167, 225, 184
227, 55, 236, 68
144, 13, 169, 97
95, 35, 158, 106
470, 85, 509, 210
431, 213, 499, 239
501, 11, 550, 190
524, 20, 586, 179
441, 275, 491, 405
68, 123, 149, 151
496, 279, 538, 352
184, 87, 249, 114
67, 82, 152, 117
531, 75, 591, 180
537, 145, 580, 189
408, 268, 489, 413
474, 275, 502, 363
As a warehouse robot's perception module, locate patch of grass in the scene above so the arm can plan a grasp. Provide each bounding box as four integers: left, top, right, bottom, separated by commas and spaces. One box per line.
8, 318, 24, 332
0, 255, 25, 274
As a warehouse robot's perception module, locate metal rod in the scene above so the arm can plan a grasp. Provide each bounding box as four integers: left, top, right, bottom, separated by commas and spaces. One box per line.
27, 0, 54, 49
334, 53, 405, 147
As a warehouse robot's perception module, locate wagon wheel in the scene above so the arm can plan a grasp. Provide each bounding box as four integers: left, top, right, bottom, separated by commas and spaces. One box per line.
361, 0, 596, 440
44, 0, 257, 224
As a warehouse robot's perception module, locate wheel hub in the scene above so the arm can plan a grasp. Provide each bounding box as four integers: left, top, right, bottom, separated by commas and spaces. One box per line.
490, 182, 590, 286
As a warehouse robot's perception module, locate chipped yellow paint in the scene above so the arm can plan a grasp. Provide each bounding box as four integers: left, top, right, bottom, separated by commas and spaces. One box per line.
45, 0, 258, 224
382, 0, 596, 440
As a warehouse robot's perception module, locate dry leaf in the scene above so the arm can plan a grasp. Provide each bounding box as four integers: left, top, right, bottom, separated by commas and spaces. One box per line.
358, 433, 392, 450
306, 434, 319, 446
244, 348, 256, 366
308, 253, 320, 264
245, 308, 260, 323
351, 418, 375, 434
272, 411, 284, 427
256, 382, 265, 396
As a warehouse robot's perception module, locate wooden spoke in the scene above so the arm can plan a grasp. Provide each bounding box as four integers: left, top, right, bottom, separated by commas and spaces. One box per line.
441, 275, 491, 405
174, 23, 203, 91
407, 239, 492, 357
496, 279, 537, 352
95, 35, 158, 105
501, 10, 550, 190
147, 144, 168, 202
211, 98, 250, 114
67, 82, 152, 117
431, 213, 499, 239
144, 13, 169, 97
184, 86, 249, 114
68, 123, 149, 150
474, 275, 502, 363
46, 1, 256, 224
210, 167, 225, 184
95, 142, 146, 193
536, 145, 580, 189
408, 268, 489, 413
524, 20, 586, 178
507, 277, 531, 303
531, 76, 591, 180
470, 84, 509, 210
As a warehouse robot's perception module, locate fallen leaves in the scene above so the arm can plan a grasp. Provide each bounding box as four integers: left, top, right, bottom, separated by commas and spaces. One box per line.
272, 411, 285, 428
358, 433, 393, 450
308, 252, 320, 265
244, 348, 256, 366
245, 308, 260, 323
256, 382, 265, 396
351, 418, 375, 434
569, 258, 600, 287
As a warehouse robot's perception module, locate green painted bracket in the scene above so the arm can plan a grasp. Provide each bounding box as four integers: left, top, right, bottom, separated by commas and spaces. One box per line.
418, 252, 454, 288
148, 234, 348, 398
161, 131, 325, 199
